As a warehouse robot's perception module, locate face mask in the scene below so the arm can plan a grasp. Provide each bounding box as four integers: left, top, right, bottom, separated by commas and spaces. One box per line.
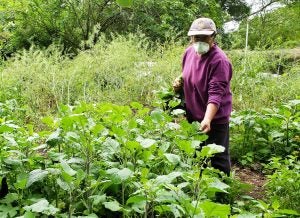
193, 41, 210, 54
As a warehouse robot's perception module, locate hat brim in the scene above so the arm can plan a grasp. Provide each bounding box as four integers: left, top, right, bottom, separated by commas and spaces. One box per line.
188, 30, 214, 36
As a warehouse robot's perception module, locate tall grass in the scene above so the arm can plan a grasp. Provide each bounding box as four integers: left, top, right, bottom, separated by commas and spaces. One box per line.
0, 34, 299, 118
228, 50, 300, 111
0, 35, 183, 115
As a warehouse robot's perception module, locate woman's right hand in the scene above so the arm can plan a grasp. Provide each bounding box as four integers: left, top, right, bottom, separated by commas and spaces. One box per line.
172, 76, 183, 93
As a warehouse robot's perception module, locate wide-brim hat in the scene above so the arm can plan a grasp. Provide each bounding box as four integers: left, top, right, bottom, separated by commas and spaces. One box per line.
188, 17, 217, 36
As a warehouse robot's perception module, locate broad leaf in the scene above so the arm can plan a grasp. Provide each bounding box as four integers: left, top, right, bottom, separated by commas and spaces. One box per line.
166, 122, 181, 130
4, 158, 22, 166
155, 172, 182, 185
103, 200, 122, 212
46, 128, 62, 146
41, 116, 55, 127
24, 211, 35, 218
56, 178, 70, 191
231, 213, 257, 218
0, 204, 18, 217
207, 178, 229, 193
89, 194, 107, 206
176, 140, 195, 155
164, 153, 181, 165
126, 195, 146, 213
106, 168, 133, 182
137, 137, 156, 148
60, 160, 76, 176
130, 102, 143, 109
150, 109, 165, 123
14, 173, 28, 190
3, 134, 17, 146
171, 109, 185, 116
27, 169, 49, 188
102, 138, 120, 157
65, 131, 80, 140
199, 201, 230, 218
199, 144, 225, 158
116, 0, 133, 8
23, 199, 59, 215
0, 193, 18, 204
276, 209, 300, 215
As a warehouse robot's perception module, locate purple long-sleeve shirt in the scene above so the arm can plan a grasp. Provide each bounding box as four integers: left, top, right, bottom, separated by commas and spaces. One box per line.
182, 44, 232, 124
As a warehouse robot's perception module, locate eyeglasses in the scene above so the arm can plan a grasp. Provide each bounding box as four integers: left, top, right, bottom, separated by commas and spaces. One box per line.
193, 35, 211, 42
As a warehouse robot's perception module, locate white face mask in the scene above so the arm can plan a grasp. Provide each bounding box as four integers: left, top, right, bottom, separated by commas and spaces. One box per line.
193, 42, 210, 54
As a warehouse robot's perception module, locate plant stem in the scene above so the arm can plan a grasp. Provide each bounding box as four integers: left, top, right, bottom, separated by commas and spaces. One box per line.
144, 202, 148, 218
54, 179, 58, 208
192, 158, 206, 217
144, 193, 148, 218
122, 185, 125, 218
286, 119, 289, 147
69, 191, 72, 218
122, 182, 125, 208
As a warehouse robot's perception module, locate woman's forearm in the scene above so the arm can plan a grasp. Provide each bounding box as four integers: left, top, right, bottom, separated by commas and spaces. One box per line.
204, 103, 218, 122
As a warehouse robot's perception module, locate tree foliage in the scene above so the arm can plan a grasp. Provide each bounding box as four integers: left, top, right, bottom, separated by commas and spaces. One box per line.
219, 0, 250, 20
230, 1, 300, 49
0, 0, 252, 56
1, 0, 127, 55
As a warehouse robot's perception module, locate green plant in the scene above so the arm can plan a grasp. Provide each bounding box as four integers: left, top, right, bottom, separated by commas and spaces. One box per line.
230, 193, 300, 217
230, 100, 300, 165
1, 100, 241, 217
264, 155, 300, 212
230, 2, 300, 50
228, 50, 300, 112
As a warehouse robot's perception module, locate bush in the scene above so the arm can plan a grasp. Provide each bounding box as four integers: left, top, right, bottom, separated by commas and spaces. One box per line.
228, 50, 300, 111
0, 34, 184, 115
264, 155, 300, 212
1, 34, 299, 119
230, 100, 300, 165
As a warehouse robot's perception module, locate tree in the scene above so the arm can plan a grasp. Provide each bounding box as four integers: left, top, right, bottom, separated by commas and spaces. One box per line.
0, 0, 133, 56
0, 0, 251, 56
218, 0, 250, 20
230, 1, 300, 49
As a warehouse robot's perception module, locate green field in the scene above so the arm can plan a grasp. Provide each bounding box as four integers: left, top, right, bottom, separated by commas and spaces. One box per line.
0, 36, 299, 217
0, 0, 300, 217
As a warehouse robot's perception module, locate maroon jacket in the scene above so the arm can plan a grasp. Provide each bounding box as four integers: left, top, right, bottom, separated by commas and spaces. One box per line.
182, 44, 232, 124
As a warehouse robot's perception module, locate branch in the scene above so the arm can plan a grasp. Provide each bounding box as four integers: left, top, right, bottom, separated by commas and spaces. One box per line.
96, 0, 112, 21
65, 0, 85, 36
99, 12, 122, 32
85, 0, 91, 40
249, 0, 278, 16
99, 0, 111, 14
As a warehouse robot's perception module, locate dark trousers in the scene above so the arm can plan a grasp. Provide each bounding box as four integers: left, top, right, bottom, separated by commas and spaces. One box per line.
200, 123, 231, 176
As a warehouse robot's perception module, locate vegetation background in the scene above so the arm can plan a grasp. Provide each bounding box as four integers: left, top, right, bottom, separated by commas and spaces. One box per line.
0, 0, 299, 217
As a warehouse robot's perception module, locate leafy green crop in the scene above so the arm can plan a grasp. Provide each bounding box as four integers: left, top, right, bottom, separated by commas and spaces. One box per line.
0, 101, 236, 217
264, 155, 300, 212
230, 99, 300, 165
1, 100, 299, 217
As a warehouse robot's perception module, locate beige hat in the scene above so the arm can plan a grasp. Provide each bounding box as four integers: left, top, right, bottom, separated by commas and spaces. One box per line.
188, 17, 217, 36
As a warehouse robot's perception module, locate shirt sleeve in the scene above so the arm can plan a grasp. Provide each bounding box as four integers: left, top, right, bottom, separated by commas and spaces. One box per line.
207, 59, 232, 108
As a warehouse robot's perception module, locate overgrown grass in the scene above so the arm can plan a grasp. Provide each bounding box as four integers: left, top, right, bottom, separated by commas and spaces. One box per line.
0, 34, 299, 119
228, 50, 300, 111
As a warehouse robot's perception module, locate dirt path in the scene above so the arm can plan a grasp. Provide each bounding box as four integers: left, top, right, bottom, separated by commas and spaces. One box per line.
233, 164, 267, 199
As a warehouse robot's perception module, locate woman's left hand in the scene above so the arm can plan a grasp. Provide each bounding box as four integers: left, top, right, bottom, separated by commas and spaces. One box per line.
172, 76, 183, 93
200, 119, 211, 133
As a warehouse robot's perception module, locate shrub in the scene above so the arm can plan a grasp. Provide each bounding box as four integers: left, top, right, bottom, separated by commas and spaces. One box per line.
230, 100, 300, 165
264, 155, 300, 212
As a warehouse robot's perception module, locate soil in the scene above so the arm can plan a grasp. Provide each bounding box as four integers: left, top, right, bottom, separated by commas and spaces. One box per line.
233, 164, 267, 200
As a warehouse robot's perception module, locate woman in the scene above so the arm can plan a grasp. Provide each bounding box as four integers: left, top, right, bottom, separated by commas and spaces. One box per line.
173, 17, 232, 175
